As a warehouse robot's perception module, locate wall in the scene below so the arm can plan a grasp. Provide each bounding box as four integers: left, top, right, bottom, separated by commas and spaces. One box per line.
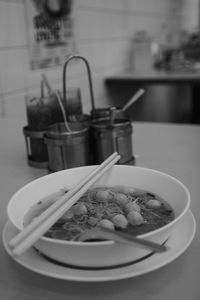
180, 0, 199, 31
0, 0, 196, 121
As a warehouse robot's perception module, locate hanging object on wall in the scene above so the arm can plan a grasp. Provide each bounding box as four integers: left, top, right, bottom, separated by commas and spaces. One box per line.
25, 0, 75, 70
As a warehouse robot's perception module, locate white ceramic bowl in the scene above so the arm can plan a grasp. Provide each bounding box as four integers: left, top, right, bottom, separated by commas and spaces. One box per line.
7, 165, 191, 268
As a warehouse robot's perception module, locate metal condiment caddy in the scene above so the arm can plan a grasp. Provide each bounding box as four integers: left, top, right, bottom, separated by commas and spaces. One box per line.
23, 54, 135, 171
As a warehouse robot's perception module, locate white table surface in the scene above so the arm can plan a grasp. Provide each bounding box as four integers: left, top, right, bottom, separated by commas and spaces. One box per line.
0, 118, 199, 300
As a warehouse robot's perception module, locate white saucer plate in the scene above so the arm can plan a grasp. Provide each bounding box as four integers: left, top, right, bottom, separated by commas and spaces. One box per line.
2, 210, 196, 282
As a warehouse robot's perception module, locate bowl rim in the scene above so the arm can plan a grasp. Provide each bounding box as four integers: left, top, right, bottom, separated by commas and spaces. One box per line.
7, 165, 191, 246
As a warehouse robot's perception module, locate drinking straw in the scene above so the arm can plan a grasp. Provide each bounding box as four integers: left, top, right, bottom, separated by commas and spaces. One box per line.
41, 73, 71, 132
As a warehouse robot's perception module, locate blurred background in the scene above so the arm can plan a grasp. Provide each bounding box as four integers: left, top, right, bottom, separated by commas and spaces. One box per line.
0, 0, 199, 123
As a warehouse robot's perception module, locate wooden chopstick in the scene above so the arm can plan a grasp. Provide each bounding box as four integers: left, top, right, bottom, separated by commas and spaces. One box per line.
9, 152, 118, 249
10, 153, 120, 256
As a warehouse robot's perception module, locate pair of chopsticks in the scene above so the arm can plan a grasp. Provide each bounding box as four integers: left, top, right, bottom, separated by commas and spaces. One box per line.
9, 152, 120, 257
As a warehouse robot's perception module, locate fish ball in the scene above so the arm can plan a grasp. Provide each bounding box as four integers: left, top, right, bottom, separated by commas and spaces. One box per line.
146, 199, 161, 208
112, 214, 128, 229
60, 210, 74, 221
95, 189, 113, 202
114, 186, 136, 194
98, 219, 115, 230
72, 203, 87, 215
124, 202, 141, 213
127, 211, 144, 225
114, 193, 129, 206
88, 217, 99, 226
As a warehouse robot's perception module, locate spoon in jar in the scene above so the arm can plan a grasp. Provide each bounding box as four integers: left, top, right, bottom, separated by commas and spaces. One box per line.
74, 227, 168, 253
121, 88, 145, 112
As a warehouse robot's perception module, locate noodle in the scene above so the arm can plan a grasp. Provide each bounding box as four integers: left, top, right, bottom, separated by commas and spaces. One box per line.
25, 186, 175, 241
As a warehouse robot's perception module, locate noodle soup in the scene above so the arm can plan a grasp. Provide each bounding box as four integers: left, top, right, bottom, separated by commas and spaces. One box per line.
8, 165, 190, 267
24, 186, 175, 241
